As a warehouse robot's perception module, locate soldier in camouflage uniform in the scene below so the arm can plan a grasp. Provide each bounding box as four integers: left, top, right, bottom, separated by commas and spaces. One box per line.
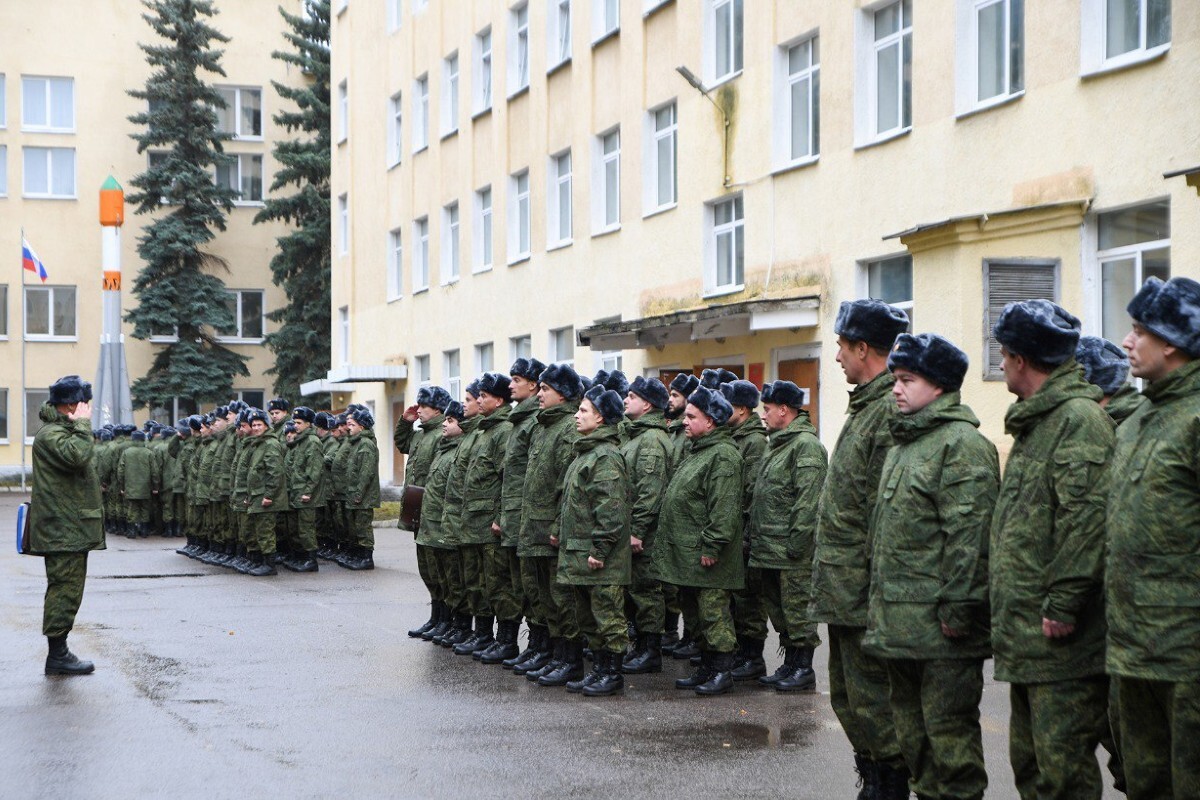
1106, 277, 1200, 800
187, 416, 216, 560
109, 425, 134, 536
117, 430, 159, 537
863, 334, 999, 800
242, 408, 286, 576
96, 428, 118, 534
990, 300, 1117, 800
314, 412, 340, 558
328, 414, 353, 561
748, 380, 827, 693
171, 419, 199, 552
1076, 335, 1146, 426
433, 401, 475, 647
341, 407, 380, 571
811, 299, 910, 798
281, 406, 327, 572
156, 427, 179, 536
417, 403, 463, 643
228, 410, 255, 573
662, 372, 699, 656
440, 381, 486, 646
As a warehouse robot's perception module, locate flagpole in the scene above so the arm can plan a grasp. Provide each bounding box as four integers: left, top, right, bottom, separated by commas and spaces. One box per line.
19, 226, 27, 493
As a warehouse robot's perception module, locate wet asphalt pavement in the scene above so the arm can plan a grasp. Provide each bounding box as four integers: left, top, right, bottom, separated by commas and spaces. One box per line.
0, 493, 1120, 800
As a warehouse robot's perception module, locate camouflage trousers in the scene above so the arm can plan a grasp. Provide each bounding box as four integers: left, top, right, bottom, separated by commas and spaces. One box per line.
739, 566, 821, 648
676, 586, 736, 653
104, 490, 124, 522
248, 511, 278, 555
567, 583, 629, 654
488, 544, 524, 623
172, 494, 188, 530
1009, 676, 1113, 800
625, 553, 664, 635
190, 503, 210, 541
432, 547, 465, 614
521, 555, 564, 636
887, 658, 986, 800
43, 552, 89, 637
459, 543, 494, 617
1112, 677, 1197, 800
125, 498, 150, 525
731, 555, 764, 638
416, 544, 442, 599
280, 507, 319, 554
827, 624, 904, 766
347, 509, 374, 549
328, 499, 348, 548
232, 508, 249, 548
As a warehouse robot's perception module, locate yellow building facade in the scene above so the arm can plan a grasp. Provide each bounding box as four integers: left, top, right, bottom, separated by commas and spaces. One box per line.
0, 1, 309, 477
331, 0, 1199, 484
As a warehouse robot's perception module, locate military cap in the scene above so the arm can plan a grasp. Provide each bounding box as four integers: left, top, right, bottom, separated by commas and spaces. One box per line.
584, 385, 625, 426
313, 411, 335, 430
334, 413, 349, 427
598, 369, 629, 395
48, 375, 92, 406
761, 380, 807, 410
669, 373, 700, 397
719, 379, 761, 408
349, 407, 375, 429
628, 376, 670, 410
444, 400, 466, 421
993, 299, 1080, 366
465, 379, 482, 399
1127, 275, 1200, 358
699, 368, 739, 390
267, 397, 291, 412
539, 363, 583, 400
159, 427, 177, 439
478, 372, 513, 403
187, 416, 204, 432
292, 406, 317, 423
510, 357, 548, 383
1075, 336, 1130, 395
98, 429, 114, 441
284, 421, 297, 435
888, 333, 969, 392
687, 386, 734, 426
247, 408, 269, 426
835, 299, 910, 351
132, 431, 147, 442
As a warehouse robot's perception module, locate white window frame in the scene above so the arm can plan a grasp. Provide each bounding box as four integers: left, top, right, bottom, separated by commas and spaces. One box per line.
548, 326, 575, 366
0, 75, 6, 129
509, 169, 531, 263
509, 3, 531, 97
774, 33, 821, 170
595, 350, 623, 374
510, 335, 532, 362
215, 289, 266, 343
1089, 199, 1171, 343
444, 348, 462, 400
413, 74, 429, 152
442, 202, 461, 284
442, 53, 459, 136
643, 101, 677, 215
704, 194, 744, 298
23, 285, 77, 341
474, 28, 493, 115
955, 0, 1024, 116
337, 80, 349, 143
338, 193, 349, 255
859, 253, 915, 328
387, 0, 403, 31
216, 153, 265, 205
21, 76, 74, 133
593, 0, 619, 42
475, 341, 495, 374
413, 216, 430, 292
474, 186, 494, 273
547, 0, 573, 71
547, 149, 573, 248
854, 0, 913, 148
387, 228, 403, 301
0, 387, 9, 443
338, 306, 350, 366
215, 86, 264, 140
644, 0, 674, 13
25, 389, 50, 444
0, 284, 8, 339
592, 127, 620, 234
22, 147, 76, 199
414, 354, 431, 386
412, 0, 429, 12
704, 0, 744, 87
0, 145, 7, 197
1081, 0, 1171, 76
387, 91, 403, 167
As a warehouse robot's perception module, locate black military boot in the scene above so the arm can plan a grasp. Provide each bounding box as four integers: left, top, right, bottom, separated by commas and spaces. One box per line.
758, 646, 799, 686
231, 546, 254, 575
853, 753, 878, 800
481, 620, 521, 664
409, 603, 440, 638
456, 616, 494, 655
661, 612, 681, 653
695, 651, 736, 696
524, 638, 562, 680
248, 552, 278, 577
316, 540, 335, 560
775, 646, 816, 692
876, 761, 911, 800
139, 522, 151, 539
423, 603, 451, 641
293, 550, 319, 573
672, 632, 700, 660
124, 521, 137, 539
538, 639, 584, 686
675, 651, 713, 689
176, 536, 195, 557
45, 635, 95, 676
583, 651, 625, 697
566, 650, 604, 693
215, 543, 237, 567
730, 636, 767, 681
622, 633, 663, 674
440, 614, 473, 647
347, 548, 375, 570
506, 625, 544, 669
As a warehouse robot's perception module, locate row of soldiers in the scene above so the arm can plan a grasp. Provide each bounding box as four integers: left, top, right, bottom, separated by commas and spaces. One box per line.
397, 276, 1199, 800
91, 398, 382, 575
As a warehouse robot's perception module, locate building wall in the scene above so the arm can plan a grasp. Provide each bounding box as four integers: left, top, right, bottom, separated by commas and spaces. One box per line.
333, 0, 1200, 483
0, 0, 308, 475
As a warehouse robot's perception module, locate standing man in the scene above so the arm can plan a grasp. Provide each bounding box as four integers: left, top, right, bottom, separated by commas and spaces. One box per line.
810, 299, 910, 797
243, 408, 287, 577
862, 334, 999, 800
342, 407, 381, 571
283, 406, 326, 572
1076, 335, 1145, 425
117, 431, 159, 538
990, 300, 1116, 800
663, 371, 699, 656
30, 376, 103, 675
1107, 276, 1200, 800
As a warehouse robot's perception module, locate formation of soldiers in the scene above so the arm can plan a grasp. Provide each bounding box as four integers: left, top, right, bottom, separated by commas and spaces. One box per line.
91, 398, 381, 576
397, 276, 1200, 800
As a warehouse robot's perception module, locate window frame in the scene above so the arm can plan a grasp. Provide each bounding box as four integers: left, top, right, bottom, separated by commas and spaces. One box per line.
1081, 0, 1172, 76
25, 389, 50, 444
444, 348, 462, 400
215, 153, 265, 205
22, 146, 76, 199
955, 0, 1025, 116
547, 149, 573, 249
413, 216, 431, 293
475, 186, 494, 273
23, 284, 78, 341
0, 145, 7, 197
21, 76, 74, 134
644, 101, 678, 216
593, 0, 620, 42
592, 127, 621, 234
413, 74, 430, 152
387, 0, 403, 32
509, 169, 532, 264
475, 341, 495, 374
414, 354, 431, 386
1090, 199, 1171, 343
982, 258, 1061, 379
854, 0, 913, 148
548, 325, 575, 366
215, 85, 264, 140
509, 3, 531, 97
442, 52, 460, 137
215, 288, 266, 343
706, 0, 745, 87
860, 253, 915, 328
510, 335, 532, 362
337, 80, 349, 143
442, 202, 461, 284
774, 32, 821, 170
387, 227, 403, 301
387, 91, 403, 168
338, 306, 350, 367
0, 387, 10, 443
547, 0, 573, 72
0, 75, 6, 129
0, 284, 8, 339
338, 193, 349, 255
705, 194, 745, 298
474, 28, 494, 115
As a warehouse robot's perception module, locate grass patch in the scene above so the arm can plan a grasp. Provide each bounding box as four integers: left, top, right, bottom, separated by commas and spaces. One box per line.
375, 501, 401, 522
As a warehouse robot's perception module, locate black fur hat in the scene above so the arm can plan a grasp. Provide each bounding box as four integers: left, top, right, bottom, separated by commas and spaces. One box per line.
444, 400, 466, 422
160, 427, 177, 439
98, 429, 114, 441
1127, 276, 1200, 358
213, 405, 229, 418
719, 379, 760, 408
292, 406, 317, 423
835, 299, 910, 350
479, 372, 513, 403
687, 386, 734, 426
228, 400, 247, 414
48, 375, 92, 406
761, 380, 806, 410
417, 385, 453, 412
349, 408, 375, 429
584, 385, 625, 426
465, 379, 482, 399
628, 376, 669, 410
601, 369, 629, 395
510, 357, 547, 382
132, 431, 146, 442
334, 413, 349, 427
1076, 336, 1130, 395
888, 333, 969, 392
284, 422, 297, 435
187, 416, 204, 432
267, 397, 291, 412
247, 409, 269, 426
993, 299, 1080, 366
592, 370, 610, 389
539, 363, 583, 400
699, 368, 739, 390
236, 409, 250, 426
669, 373, 700, 397
314, 411, 335, 430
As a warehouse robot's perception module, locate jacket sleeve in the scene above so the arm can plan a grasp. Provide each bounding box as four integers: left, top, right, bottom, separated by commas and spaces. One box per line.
550, 427, 580, 540
589, 452, 628, 563
117, 451, 128, 492
936, 436, 1000, 632
628, 439, 669, 542
394, 420, 416, 454
699, 450, 743, 559
35, 421, 95, 474
262, 441, 286, 502
786, 439, 828, 560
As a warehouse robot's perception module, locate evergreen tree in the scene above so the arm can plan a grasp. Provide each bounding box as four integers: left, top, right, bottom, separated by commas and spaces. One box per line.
254, 0, 332, 407
126, 0, 248, 409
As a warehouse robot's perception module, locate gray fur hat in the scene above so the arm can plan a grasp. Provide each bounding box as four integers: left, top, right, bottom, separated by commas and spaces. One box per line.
597, 369, 629, 396
314, 411, 335, 430
267, 397, 291, 412
584, 385, 625, 426
510, 357, 547, 382
888, 333, 969, 392
761, 380, 806, 410
687, 386, 734, 426
699, 368, 739, 390
465, 379, 482, 399
349, 407, 375, 429
835, 299, 910, 350
1127, 276, 1200, 358
478, 372, 513, 403
669, 373, 700, 397
628, 376, 669, 410
292, 406, 317, 423
719, 379, 761, 408
993, 299, 1081, 366
247, 409, 269, 426
444, 400, 466, 422
538, 363, 583, 400
1075, 336, 1130, 395
48, 375, 92, 406
417, 385, 452, 412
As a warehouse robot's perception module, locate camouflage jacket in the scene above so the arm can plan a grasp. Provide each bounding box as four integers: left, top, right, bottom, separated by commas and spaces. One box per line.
459, 404, 513, 545
287, 426, 328, 508
416, 435, 460, 550
810, 371, 897, 627
118, 441, 160, 500
330, 434, 354, 499
1104, 384, 1146, 426
990, 362, 1113, 683
96, 441, 118, 492
214, 427, 238, 500
746, 412, 827, 570
729, 413, 768, 522
498, 396, 540, 546
343, 431, 381, 510
518, 401, 580, 558
231, 435, 252, 508
618, 410, 672, 552
656, 426, 744, 590
394, 413, 445, 488
1106, 359, 1200, 681
191, 436, 216, 504
667, 417, 690, 465
556, 425, 632, 586
243, 433, 287, 515
28, 405, 105, 555
442, 415, 482, 547
862, 394, 998, 661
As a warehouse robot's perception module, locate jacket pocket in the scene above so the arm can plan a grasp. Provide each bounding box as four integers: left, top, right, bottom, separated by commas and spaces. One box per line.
465, 498, 493, 513
561, 537, 591, 552
880, 467, 904, 501
881, 578, 941, 603
79, 507, 103, 519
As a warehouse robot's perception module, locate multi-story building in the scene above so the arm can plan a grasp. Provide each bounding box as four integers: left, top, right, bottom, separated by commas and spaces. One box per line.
331, 0, 1198, 484
0, 1, 308, 478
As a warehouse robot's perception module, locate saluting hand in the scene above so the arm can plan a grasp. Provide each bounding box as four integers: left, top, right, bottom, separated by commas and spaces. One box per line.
68, 401, 92, 422
402, 405, 419, 422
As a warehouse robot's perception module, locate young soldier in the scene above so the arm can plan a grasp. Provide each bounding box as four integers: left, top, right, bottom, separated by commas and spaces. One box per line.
173, 418, 200, 554
750, 380, 827, 692
863, 334, 999, 800
990, 300, 1116, 800
228, 410, 255, 574
96, 428, 117, 535
328, 414, 354, 563
552, 387, 632, 696
109, 425, 134, 536
1076, 335, 1145, 426
156, 427, 178, 537
811, 299, 911, 798
283, 406, 326, 572
619, 376, 673, 674
659, 386, 744, 696
189, 416, 217, 562
433, 401, 474, 646
313, 412, 339, 559
342, 407, 381, 570
1107, 276, 1200, 800
662, 371, 700, 656
441, 381, 488, 650
415, 402, 462, 641
207, 407, 236, 566
118, 430, 159, 538
240, 409, 285, 576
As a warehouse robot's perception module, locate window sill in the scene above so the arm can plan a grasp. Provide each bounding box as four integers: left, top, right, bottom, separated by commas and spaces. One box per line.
955, 90, 1024, 121
232, 135, 265, 143
702, 284, 744, 301
387, 159, 402, 172
591, 224, 621, 239
412, 144, 429, 155
508, 253, 531, 267
20, 127, 75, 135
214, 337, 266, 345
337, 136, 348, 146
642, 202, 677, 220
440, 128, 459, 142
643, 0, 675, 20
547, 58, 572, 78
232, 200, 266, 208
25, 336, 79, 343
1082, 44, 1170, 79
546, 239, 573, 252
386, 294, 403, 304
592, 28, 619, 48
472, 264, 494, 275
23, 194, 77, 201
854, 126, 911, 152
440, 277, 460, 287
412, 286, 430, 295
508, 84, 530, 101
471, 105, 493, 121
705, 70, 742, 92
771, 155, 819, 177
149, 336, 180, 344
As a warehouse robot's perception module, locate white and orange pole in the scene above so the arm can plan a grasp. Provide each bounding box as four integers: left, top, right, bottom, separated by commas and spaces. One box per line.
94, 175, 133, 426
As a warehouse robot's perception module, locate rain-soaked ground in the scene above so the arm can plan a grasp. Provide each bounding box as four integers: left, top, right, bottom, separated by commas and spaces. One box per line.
0, 493, 1120, 799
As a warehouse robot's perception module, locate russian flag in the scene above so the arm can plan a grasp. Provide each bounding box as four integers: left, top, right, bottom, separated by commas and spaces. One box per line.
22, 237, 48, 282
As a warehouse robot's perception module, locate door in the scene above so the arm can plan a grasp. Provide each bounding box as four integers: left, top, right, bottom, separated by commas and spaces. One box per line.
391, 400, 406, 485
777, 358, 820, 431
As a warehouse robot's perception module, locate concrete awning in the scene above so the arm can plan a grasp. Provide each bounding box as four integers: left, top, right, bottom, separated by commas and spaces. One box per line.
299, 379, 368, 396
577, 295, 820, 351
882, 199, 1092, 242
1164, 165, 1200, 195
325, 365, 408, 383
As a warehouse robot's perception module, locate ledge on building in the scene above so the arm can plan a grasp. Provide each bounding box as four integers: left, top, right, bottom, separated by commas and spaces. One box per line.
300, 379, 368, 396
577, 295, 820, 351
883, 198, 1093, 254
1164, 165, 1200, 197
324, 364, 409, 384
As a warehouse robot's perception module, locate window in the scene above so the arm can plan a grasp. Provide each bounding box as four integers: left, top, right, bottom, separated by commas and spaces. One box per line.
864, 254, 914, 328
412, 0, 428, 10
388, 0, 402, 31
215, 154, 264, 203
338, 194, 349, 254
509, 3, 530, 95
336, 0, 348, 14
23, 147, 75, 198
548, 150, 573, 247
707, 196, 744, 295
475, 342, 495, 373
414, 354, 431, 386
984, 259, 1059, 378
148, 397, 198, 425
234, 390, 265, 410
597, 350, 622, 373
1097, 200, 1170, 343
442, 203, 460, 282
24, 285, 76, 339
775, 36, 820, 167
215, 87, 263, 139
442, 53, 459, 135
413, 74, 429, 151
708, 0, 744, 84
413, 217, 430, 292
25, 389, 50, 442
956, 0, 1023, 113
0, 145, 7, 196
0, 285, 7, 336
217, 289, 265, 341
337, 80, 348, 142
593, 128, 620, 233
387, 92, 403, 167
857, 0, 912, 145
509, 169, 531, 262
594, 0, 619, 40
387, 228, 403, 300
0, 75, 6, 128
548, 0, 572, 69
444, 349, 462, 400
475, 187, 493, 271
645, 102, 677, 213
338, 306, 350, 366
21, 76, 74, 132
474, 28, 493, 113
0, 388, 8, 441
1082, 0, 1171, 73
549, 326, 575, 366
511, 335, 532, 361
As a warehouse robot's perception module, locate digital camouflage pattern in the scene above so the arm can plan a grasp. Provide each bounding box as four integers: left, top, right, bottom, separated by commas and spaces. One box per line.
287, 426, 328, 508
498, 395, 539, 547
441, 415, 481, 547
117, 439, 160, 501
1112, 677, 1200, 799
667, 417, 689, 466
556, 425, 631, 587
746, 412, 826, 570
29, 404, 105, 554
244, 433, 287, 515
1102, 384, 1146, 426
518, 401, 579, 558
729, 413, 767, 520
343, 430, 381, 511
459, 405, 512, 545
1009, 677, 1111, 800
394, 413, 445, 487
619, 410, 673, 552
416, 435, 460, 550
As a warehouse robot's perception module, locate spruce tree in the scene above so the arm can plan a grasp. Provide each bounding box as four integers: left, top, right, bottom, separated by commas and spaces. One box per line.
126, 0, 248, 410
254, 0, 332, 407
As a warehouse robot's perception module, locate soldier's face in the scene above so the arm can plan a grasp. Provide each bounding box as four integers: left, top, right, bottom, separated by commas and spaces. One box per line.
346, 419, 363, 435
683, 404, 716, 439
416, 405, 438, 423
443, 417, 462, 437
294, 419, 311, 432
211, 418, 226, 432
250, 420, 268, 436
478, 392, 504, 415
464, 394, 481, 416
761, 402, 793, 432
1124, 323, 1172, 381
891, 368, 943, 414
836, 337, 868, 384
624, 392, 651, 419
575, 399, 603, 435
511, 375, 537, 401
239, 423, 251, 436
269, 409, 288, 424
538, 384, 565, 409
668, 390, 687, 413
